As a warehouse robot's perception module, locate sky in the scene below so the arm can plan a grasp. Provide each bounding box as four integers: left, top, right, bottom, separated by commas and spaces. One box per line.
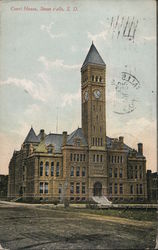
0, 0, 157, 174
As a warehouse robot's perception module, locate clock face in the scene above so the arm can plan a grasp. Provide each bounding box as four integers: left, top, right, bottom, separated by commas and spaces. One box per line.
84, 91, 88, 101
94, 90, 101, 99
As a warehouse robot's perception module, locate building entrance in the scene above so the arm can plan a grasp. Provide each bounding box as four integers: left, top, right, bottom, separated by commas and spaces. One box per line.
93, 182, 102, 196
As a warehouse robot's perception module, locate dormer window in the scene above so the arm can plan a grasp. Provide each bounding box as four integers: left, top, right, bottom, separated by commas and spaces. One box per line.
74, 138, 81, 147
47, 144, 53, 154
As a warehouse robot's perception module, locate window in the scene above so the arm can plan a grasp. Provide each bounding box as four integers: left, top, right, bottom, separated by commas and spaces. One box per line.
120, 156, 123, 163
44, 183, 48, 194
115, 156, 117, 163
101, 138, 103, 146
140, 172, 142, 179
109, 183, 112, 194
92, 75, 94, 81
140, 184, 143, 194
48, 146, 53, 154
112, 156, 114, 163
98, 138, 100, 146
70, 153, 72, 161
59, 184, 62, 194
56, 162, 59, 177
109, 168, 112, 177
76, 167, 80, 177
130, 185, 133, 194
96, 76, 98, 82
119, 168, 123, 178
100, 126, 102, 132
135, 171, 137, 179
93, 105, 95, 111
82, 183, 86, 194
70, 166, 74, 177
70, 182, 74, 194
109, 155, 110, 162
93, 154, 95, 162
99, 76, 102, 82
83, 154, 86, 161
93, 137, 95, 146
74, 154, 76, 161
40, 182, 43, 194
100, 155, 103, 162
45, 162, 49, 176
77, 154, 79, 161
40, 161, 43, 176
136, 184, 139, 194
51, 162, 54, 176
76, 183, 80, 194
120, 183, 123, 194
95, 137, 97, 146
80, 154, 82, 162
97, 155, 99, 162
82, 167, 86, 177
117, 156, 119, 163
114, 183, 117, 194
114, 168, 117, 178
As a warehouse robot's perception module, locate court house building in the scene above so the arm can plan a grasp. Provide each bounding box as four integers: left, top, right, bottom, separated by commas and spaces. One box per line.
8, 43, 147, 203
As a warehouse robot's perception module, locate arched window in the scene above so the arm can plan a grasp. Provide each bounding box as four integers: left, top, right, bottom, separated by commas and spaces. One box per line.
51, 162, 54, 176
76, 167, 80, 176
70, 166, 74, 177
92, 75, 94, 81
96, 76, 98, 82
70, 153, 73, 161
99, 76, 102, 82
40, 161, 43, 176
82, 167, 86, 177
109, 168, 112, 177
45, 162, 49, 176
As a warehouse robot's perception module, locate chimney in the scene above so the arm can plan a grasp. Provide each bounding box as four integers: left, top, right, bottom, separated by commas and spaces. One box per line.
62, 131, 67, 146
40, 129, 45, 141
138, 143, 143, 155
119, 136, 124, 143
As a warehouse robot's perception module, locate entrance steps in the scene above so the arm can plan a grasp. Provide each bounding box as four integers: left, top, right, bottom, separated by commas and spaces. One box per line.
92, 196, 112, 205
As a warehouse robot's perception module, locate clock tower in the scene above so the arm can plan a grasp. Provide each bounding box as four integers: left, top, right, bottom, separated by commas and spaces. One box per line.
81, 42, 106, 148
81, 42, 107, 198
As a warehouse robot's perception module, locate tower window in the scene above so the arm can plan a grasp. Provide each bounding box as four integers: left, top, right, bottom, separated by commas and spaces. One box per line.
101, 138, 103, 146
100, 155, 103, 162
95, 138, 97, 146
77, 154, 79, 161
140, 184, 143, 194
74, 154, 76, 161
114, 168, 117, 178
97, 155, 99, 162
119, 168, 123, 178
96, 76, 98, 82
92, 75, 94, 81
98, 138, 100, 146
93, 137, 95, 146
109, 168, 112, 177
80, 154, 83, 161
99, 76, 102, 82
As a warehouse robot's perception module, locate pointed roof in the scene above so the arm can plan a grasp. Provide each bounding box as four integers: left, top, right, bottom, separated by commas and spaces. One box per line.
67, 128, 87, 146
82, 42, 106, 69
24, 127, 40, 143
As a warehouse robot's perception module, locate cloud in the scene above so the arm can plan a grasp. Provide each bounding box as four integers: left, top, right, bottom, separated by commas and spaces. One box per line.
40, 22, 65, 39
0, 73, 52, 102
61, 88, 80, 107
38, 56, 81, 71
88, 30, 109, 43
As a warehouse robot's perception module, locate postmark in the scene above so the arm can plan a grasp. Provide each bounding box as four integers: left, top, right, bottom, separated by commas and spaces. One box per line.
112, 71, 140, 115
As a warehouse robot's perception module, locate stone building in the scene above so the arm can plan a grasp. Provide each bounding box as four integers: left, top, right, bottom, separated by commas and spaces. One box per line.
8, 43, 147, 203
146, 170, 158, 202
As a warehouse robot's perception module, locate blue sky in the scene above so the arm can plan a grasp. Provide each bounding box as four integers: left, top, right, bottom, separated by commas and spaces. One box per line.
0, 0, 156, 174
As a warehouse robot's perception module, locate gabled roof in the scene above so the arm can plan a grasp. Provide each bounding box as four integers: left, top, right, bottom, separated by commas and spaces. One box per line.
82, 43, 106, 69
24, 127, 40, 143
106, 136, 132, 151
67, 128, 87, 146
